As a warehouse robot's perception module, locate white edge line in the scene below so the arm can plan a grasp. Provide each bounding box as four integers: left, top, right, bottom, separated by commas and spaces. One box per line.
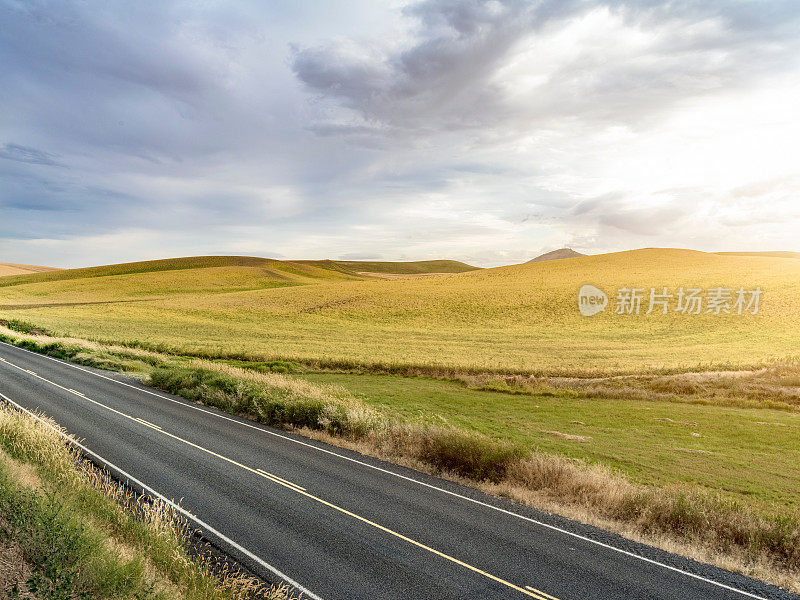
0, 387, 324, 600
0, 340, 772, 600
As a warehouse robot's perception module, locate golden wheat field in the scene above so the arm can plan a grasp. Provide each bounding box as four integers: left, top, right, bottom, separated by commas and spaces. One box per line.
1, 249, 798, 374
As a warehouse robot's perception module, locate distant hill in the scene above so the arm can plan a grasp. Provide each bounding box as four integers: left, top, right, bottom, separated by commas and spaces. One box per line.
294, 259, 479, 275
715, 251, 800, 259
0, 256, 479, 291
0, 256, 362, 289
331, 260, 479, 275
0, 263, 60, 277
527, 248, 585, 263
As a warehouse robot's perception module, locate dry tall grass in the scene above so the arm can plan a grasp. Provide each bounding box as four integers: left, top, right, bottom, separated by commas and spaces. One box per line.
453, 362, 800, 411
0, 405, 297, 600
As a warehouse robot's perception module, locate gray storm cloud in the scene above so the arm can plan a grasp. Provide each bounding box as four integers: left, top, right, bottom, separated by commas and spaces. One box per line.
292, 0, 800, 133
2, 0, 800, 267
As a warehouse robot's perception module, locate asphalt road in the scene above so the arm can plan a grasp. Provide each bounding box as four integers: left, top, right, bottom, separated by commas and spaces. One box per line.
0, 340, 795, 600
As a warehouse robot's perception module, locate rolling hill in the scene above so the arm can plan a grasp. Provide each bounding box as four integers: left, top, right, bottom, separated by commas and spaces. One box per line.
715, 251, 800, 259
0, 262, 60, 277
0, 256, 359, 290
293, 259, 479, 275
332, 259, 478, 274
1, 249, 798, 374
0, 256, 479, 289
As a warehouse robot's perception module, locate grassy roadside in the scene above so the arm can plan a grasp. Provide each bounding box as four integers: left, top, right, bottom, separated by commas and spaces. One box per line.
1, 323, 798, 592
296, 372, 800, 507
0, 404, 295, 600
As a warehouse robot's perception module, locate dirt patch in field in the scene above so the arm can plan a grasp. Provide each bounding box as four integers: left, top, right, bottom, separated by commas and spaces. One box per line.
300, 294, 368, 313
0, 299, 152, 310
0, 263, 59, 277
546, 430, 591, 442
654, 417, 698, 426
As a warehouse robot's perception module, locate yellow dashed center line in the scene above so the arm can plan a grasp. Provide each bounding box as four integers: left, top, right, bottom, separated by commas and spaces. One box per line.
0, 355, 560, 599
257, 469, 307, 491
527, 585, 562, 600
135, 417, 163, 430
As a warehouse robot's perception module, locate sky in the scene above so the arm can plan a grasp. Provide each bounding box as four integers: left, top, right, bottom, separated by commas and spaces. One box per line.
2, 0, 799, 268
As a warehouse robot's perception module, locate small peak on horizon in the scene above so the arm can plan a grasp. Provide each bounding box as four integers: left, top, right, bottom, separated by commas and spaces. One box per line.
527, 248, 586, 263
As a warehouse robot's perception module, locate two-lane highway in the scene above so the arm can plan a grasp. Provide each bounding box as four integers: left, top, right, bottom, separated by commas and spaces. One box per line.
0, 341, 794, 600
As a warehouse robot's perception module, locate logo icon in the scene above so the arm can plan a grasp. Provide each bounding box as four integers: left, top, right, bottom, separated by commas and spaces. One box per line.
578, 284, 607, 317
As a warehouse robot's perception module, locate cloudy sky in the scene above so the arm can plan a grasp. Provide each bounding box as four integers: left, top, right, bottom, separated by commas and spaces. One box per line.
2, 0, 799, 268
